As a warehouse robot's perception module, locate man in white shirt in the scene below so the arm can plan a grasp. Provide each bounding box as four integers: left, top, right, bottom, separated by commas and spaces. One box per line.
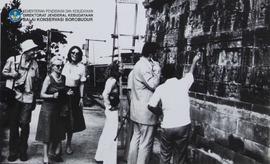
128, 42, 161, 164
2, 40, 39, 162
148, 53, 201, 164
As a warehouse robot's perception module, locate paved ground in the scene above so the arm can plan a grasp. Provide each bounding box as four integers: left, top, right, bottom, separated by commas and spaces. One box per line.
0, 105, 160, 164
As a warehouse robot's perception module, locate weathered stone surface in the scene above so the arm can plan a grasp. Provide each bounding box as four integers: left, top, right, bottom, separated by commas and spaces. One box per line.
250, 112, 270, 127
189, 148, 225, 164
210, 112, 237, 133
244, 139, 270, 163
204, 125, 227, 142
209, 140, 236, 161
233, 153, 261, 164
191, 105, 213, 124
145, 0, 270, 163
237, 120, 270, 146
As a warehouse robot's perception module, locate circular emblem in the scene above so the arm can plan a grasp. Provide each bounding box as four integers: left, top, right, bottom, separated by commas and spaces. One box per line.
8, 9, 22, 23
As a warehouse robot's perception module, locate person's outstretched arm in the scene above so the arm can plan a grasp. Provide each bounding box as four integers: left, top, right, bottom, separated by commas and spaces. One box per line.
189, 52, 201, 74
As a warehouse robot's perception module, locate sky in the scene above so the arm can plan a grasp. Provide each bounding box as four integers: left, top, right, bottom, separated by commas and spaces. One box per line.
0, 0, 147, 64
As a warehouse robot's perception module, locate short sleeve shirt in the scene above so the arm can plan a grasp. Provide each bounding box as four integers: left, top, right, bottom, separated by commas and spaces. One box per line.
62, 62, 86, 87
2, 55, 39, 103
148, 73, 194, 128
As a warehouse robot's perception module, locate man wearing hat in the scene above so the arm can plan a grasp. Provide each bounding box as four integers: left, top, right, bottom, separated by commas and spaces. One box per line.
2, 39, 39, 162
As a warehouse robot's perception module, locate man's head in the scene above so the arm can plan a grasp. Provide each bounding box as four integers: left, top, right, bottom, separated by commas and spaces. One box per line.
141, 42, 159, 58
21, 40, 38, 60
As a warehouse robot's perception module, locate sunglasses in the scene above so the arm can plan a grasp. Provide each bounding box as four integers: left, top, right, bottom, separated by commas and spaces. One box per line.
71, 51, 79, 55
54, 64, 63, 69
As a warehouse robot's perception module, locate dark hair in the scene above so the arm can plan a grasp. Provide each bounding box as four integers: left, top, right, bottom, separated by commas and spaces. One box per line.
162, 64, 183, 80
67, 46, 83, 64
163, 64, 176, 79
106, 60, 120, 79
141, 42, 159, 57
176, 66, 184, 79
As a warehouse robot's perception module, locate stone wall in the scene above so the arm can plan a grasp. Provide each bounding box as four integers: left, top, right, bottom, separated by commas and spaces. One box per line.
143, 0, 270, 163
190, 97, 270, 163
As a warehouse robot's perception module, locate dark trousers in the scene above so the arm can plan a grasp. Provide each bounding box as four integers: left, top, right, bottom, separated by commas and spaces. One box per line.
160, 124, 191, 164
9, 100, 32, 156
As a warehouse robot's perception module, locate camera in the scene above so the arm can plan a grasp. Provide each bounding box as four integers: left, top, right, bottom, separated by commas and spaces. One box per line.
15, 84, 25, 92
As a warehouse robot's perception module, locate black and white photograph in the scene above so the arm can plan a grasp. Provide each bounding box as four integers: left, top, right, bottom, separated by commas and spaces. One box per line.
0, 0, 269, 164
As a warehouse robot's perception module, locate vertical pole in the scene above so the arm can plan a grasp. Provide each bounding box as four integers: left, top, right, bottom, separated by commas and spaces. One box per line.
47, 30, 52, 61
93, 66, 96, 88
85, 39, 90, 64
46, 30, 52, 72
0, 14, 2, 79
252, 0, 256, 67
131, 3, 138, 63
112, 0, 118, 62
92, 42, 95, 64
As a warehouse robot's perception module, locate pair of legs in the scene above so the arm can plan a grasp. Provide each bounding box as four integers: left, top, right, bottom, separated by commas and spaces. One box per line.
127, 121, 155, 164
61, 112, 74, 155
43, 141, 62, 163
64, 91, 84, 155
8, 100, 32, 161
124, 117, 134, 161
95, 109, 118, 164
160, 124, 191, 164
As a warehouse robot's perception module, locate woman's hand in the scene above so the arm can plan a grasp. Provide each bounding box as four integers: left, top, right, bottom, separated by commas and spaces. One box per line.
53, 92, 59, 99
67, 89, 74, 95
79, 98, 83, 107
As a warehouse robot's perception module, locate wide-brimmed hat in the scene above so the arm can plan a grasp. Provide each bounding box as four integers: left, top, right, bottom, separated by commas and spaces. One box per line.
21, 40, 38, 52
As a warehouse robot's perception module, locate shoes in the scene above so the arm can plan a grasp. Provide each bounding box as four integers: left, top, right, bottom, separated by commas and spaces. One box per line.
50, 154, 63, 162
8, 153, 28, 161
43, 156, 50, 164
55, 155, 63, 162
65, 146, 73, 155
19, 153, 28, 161
7, 154, 18, 162
95, 159, 103, 164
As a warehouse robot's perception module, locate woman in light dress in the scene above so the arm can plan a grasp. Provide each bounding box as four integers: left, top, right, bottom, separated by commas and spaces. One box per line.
95, 61, 121, 164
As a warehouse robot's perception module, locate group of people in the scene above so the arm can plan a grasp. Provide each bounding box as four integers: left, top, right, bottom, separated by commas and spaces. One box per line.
2, 40, 200, 164
94, 42, 201, 164
2, 40, 86, 164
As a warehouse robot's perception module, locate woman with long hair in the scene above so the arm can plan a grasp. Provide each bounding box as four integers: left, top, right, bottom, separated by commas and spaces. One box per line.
61, 46, 86, 155
95, 60, 121, 164
36, 56, 66, 164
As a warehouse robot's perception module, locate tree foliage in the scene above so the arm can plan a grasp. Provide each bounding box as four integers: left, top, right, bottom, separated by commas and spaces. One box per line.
1, 0, 22, 69
1, 0, 67, 71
